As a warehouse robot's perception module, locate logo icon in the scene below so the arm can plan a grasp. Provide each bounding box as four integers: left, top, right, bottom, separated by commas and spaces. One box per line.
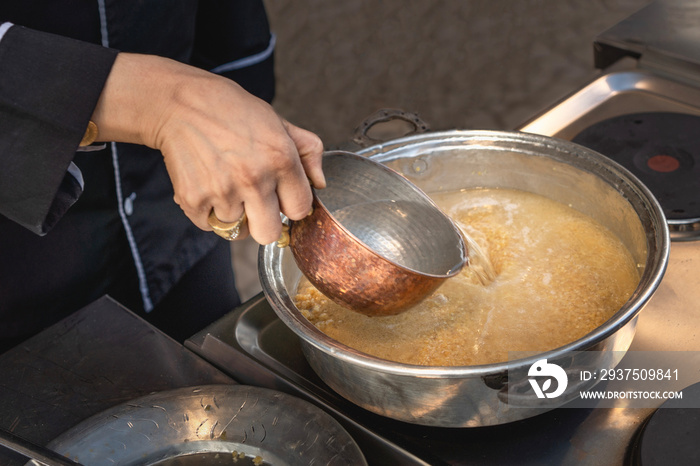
528, 359, 568, 399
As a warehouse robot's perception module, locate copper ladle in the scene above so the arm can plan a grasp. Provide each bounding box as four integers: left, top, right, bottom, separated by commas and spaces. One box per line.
287, 150, 467, 316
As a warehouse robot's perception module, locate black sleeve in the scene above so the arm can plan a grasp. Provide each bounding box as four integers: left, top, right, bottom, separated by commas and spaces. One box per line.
0, 24, 118, 235
190, 0, 275, 103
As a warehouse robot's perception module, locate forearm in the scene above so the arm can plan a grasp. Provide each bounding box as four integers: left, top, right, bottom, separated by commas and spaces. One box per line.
0, 23, 117, 234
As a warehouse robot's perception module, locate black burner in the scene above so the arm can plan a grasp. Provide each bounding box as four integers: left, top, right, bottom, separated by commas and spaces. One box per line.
627, 381, 700, 465
572, 112, 700, 225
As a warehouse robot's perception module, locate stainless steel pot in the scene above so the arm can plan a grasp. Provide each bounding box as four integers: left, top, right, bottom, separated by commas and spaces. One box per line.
259, 130, 670, 427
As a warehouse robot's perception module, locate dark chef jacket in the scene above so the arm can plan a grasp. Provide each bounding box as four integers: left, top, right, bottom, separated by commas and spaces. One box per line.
0, 1, 275, 342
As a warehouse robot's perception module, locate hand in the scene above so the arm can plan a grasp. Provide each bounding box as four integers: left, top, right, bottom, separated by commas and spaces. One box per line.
90, 52, 326, 244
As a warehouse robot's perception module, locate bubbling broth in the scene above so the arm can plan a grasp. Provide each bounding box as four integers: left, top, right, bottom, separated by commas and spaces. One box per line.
293, 188, 640, 366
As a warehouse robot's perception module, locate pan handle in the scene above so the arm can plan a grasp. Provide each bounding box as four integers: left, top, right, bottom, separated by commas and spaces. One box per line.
352, 108, 430, 147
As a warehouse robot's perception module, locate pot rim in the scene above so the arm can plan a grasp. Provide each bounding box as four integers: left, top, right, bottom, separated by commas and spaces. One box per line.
261, 129, 670, 377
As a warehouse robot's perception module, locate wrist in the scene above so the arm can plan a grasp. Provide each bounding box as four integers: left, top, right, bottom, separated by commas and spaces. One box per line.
90, 52, 182, 148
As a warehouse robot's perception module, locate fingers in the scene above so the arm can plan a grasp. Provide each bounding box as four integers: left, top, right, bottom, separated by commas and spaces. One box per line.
275, 172, 313, 222
284, 120, 326, 189
239, 136, 313, 242
209, 202, 246, 225
243, 194, 284, 245
172, 147, 313, 245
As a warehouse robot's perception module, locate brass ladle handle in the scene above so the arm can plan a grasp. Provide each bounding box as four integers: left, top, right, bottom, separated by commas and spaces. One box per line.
277, 224, 290, 248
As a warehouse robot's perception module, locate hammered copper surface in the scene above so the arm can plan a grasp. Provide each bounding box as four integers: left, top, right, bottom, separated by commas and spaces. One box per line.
289, 196, 444, 316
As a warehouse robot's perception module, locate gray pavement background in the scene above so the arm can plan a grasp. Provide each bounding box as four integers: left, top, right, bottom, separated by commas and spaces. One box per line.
233, 0, 651, 301
267, 0, 649, 143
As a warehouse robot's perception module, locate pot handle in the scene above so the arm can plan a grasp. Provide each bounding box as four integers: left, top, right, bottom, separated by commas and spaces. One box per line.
352, 108, 430, 147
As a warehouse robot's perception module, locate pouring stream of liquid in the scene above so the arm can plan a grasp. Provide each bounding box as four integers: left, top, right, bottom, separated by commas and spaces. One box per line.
460, 228, 497, 286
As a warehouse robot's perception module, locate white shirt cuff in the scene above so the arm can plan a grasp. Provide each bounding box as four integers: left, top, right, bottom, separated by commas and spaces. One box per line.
66, 161, 85, 190
0, 22, 14, 42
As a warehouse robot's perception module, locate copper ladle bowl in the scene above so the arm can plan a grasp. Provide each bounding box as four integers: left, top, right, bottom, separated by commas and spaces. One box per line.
287, 150, 467, 316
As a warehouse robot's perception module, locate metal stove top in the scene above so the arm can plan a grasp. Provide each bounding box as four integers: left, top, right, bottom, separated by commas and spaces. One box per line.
520, 68, 700, 239
187, 2, 700, 464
